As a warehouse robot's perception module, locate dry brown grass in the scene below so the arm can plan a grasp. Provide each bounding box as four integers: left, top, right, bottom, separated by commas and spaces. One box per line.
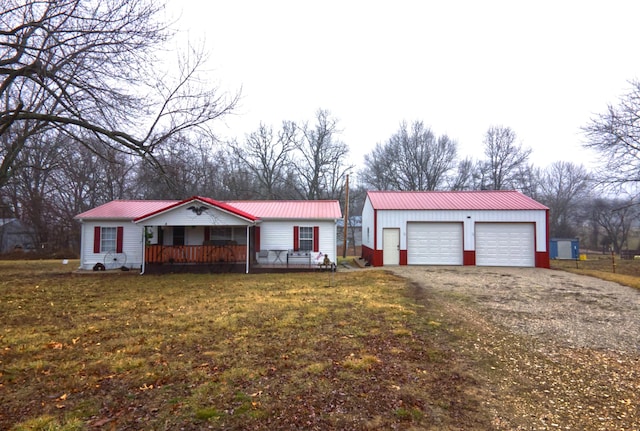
2, 260, 638, 430
551, 253, 640, 289
0, 260, 490, 430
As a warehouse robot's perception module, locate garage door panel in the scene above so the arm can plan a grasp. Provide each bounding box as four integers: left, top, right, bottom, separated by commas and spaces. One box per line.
407, 223, 462, 265
476, 223, 534, 267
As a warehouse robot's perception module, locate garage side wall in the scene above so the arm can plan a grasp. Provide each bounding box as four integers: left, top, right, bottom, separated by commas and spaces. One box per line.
370, 209, 548, 268
361, 198, 380, 265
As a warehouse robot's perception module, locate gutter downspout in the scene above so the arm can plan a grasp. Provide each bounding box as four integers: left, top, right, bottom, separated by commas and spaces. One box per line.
245, 225, 250, 273
140, 226, 146, 275
78, 219, 84, 270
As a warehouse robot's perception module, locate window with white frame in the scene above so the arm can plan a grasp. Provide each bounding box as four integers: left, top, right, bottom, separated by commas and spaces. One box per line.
101, 227, 117, 252
299, 226, 313, 251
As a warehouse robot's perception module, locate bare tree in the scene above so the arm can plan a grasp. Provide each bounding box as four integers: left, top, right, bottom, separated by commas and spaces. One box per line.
512, 163, 542, 199
230, 122, 296, 199
583, 80, 640, 188
293, 109, 353, 200
590, 197, 636, 253
361, 121, 457, 191
537, 162, 591, 237
133, 135, 235, 200
3, 131, 63, 249
482, 126, 531, 190
448, 157, 483, 191
361, 142, 396, 190
0, 0, 238, 190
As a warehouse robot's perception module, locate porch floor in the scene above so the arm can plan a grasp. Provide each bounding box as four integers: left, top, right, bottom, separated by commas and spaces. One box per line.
143, 262, 327, 274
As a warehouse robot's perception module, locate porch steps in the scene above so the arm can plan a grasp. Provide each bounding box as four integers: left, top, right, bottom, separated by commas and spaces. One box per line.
352, 257, 369, 268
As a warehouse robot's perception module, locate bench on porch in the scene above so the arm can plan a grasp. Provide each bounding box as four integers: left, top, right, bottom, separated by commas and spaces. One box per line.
317, 253, 336, 272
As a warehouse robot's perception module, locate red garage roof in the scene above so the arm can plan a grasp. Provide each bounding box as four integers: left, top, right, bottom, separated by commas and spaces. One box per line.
227, 200, 342, 219
367, 190, 548, 210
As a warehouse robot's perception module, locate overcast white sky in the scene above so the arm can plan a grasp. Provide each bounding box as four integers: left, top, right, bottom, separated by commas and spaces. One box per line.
167, 1, 640, 176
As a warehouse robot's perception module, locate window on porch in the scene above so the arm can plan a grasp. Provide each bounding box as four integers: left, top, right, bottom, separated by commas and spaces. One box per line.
299, 226, 313, 251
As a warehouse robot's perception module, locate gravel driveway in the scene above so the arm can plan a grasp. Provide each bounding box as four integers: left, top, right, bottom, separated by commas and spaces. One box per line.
388, 266, 640, 353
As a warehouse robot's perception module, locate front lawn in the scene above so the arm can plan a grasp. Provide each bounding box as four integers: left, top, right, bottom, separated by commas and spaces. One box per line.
0, 261, 488, 430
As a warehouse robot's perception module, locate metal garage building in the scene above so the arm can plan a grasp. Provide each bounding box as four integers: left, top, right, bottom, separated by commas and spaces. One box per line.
360, 190, 550, 268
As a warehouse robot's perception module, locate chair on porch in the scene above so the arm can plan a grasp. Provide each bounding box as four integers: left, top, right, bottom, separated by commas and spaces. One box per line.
258, 250, 270, 264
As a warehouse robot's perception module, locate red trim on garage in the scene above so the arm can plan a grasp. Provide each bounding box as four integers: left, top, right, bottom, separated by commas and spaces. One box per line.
400, 250, 407, 265
536, 209, 551, 268
373, 209, 378, 260
536, 251, 550, 268
373, 249, 383, 266
362, 244, 383, 267
463, 250, 476, 266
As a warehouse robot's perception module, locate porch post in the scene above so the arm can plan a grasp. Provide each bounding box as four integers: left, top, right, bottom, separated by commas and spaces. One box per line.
140, 226, 146, 275
245, 225, 250, 273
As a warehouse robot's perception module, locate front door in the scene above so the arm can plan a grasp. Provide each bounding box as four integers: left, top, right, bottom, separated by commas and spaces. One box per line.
383, 228, 400, 265
173, 226, 185, 246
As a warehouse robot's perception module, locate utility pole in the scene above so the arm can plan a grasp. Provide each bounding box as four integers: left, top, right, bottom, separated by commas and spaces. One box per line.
342, 175, 349, 258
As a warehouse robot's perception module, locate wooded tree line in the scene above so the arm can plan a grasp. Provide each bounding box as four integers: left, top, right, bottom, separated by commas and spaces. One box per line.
1, 0, 639, 255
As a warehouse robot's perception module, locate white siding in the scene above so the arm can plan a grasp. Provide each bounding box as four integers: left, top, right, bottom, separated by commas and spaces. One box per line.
375, 209, 547, 253
140, 204, 253, 227
361, 198, 375, 249
79, 220, 143, 270
259, 220, 337, 263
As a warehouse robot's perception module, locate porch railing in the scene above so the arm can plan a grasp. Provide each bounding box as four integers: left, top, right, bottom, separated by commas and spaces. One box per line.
145, 245, 247, 264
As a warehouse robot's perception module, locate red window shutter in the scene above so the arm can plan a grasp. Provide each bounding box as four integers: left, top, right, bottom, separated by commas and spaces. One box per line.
93, 226, 101, 253
255, 226, 261, 251
313, 226, 319, 252
116, 226, 124, 253
204, 226, 210, 242
293, 226, 299, 251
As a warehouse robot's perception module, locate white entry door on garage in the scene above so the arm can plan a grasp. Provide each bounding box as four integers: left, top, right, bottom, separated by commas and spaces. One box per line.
475, 223, 535, 267
407, 222, 463, 265
383, 228, 400, 265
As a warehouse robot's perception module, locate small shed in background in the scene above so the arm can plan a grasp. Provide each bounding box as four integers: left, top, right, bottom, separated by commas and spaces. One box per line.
550, 238, 579, 259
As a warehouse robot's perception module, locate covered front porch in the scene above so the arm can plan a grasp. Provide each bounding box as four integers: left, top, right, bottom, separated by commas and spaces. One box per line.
134, 196, 335, 274
143, 244, 327, 274
142, 224, 253, 273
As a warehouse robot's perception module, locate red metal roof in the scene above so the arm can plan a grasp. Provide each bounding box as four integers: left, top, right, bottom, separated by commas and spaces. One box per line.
226, 200, 342, 219
75, 198, 342, 220
133, 196, 259, 222
367, 190, 548, 211
75, 200, 178, 220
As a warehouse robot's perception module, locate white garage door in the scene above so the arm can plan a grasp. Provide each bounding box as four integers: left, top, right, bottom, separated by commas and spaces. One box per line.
407, 222, 463, 265
475, 223, 535, 267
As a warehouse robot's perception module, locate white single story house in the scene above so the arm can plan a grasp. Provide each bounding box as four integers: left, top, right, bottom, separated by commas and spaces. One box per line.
75, 196, 342, 273
361, 190, 550, 268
